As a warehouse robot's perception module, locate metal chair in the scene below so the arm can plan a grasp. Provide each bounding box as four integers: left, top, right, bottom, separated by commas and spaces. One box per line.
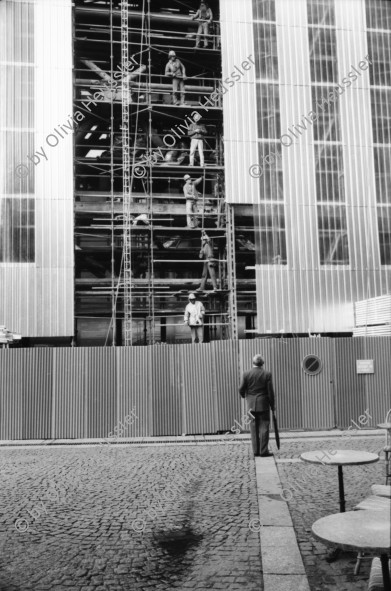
355, 495, 391, 512
383, 409, 391, 485
371, 484, 391, 498
368, 557, 391, 591
354, 485, 391, 575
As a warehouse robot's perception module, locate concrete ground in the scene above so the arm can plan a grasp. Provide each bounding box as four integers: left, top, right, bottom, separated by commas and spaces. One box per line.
0, 432, 386, 591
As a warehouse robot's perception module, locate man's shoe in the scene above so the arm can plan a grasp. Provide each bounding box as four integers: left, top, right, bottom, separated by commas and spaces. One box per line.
260, 452, 273, 457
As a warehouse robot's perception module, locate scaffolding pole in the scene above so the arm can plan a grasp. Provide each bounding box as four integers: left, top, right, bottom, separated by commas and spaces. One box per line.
85, 2, 237, 343
121, 1, 132, 345
226, 204, 238, 339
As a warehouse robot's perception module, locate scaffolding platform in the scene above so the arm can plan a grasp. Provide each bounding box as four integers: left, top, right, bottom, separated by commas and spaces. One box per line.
72, 0, 254, 345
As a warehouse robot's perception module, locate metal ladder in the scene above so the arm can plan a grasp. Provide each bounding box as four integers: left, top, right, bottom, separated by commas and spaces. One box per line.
226, 204, 238, 340
121, 1, 132, 346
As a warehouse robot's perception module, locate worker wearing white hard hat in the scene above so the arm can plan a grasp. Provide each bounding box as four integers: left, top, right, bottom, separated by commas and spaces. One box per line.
184, 293, 205, 343
183, 174, 203, 228
165, 50, 187, 105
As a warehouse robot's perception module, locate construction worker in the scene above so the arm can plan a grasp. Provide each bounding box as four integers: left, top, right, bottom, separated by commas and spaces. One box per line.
184, 293, 205, 343
183, 174, 202, 228
165, 50, 187, 106
198, 232, 218, 291
191, 2, 213, 48
188, 116, 207, 166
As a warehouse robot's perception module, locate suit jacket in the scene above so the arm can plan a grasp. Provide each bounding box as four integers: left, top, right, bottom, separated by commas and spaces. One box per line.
239, 366, 275, 413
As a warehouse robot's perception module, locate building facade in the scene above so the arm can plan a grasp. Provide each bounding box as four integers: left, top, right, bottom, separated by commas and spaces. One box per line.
0, 0, 74, 340
221, 0, 391, 334
1, 0, 390, 344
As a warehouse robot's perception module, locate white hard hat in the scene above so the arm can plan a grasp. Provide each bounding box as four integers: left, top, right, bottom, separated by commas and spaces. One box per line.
169, 50, 176, 57
183, 174, 191, 181
188, 292, 196, 299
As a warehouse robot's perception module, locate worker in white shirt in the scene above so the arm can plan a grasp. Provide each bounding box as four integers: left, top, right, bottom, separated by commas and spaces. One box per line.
191, 2, 213, 48
184, 292, 205, 343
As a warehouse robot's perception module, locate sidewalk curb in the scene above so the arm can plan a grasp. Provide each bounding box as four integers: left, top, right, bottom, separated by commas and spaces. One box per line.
0, 430, 384, 447
254, 456, 311, 591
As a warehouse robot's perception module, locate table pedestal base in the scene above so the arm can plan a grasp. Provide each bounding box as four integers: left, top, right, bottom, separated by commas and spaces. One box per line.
338, 465, 346, 513
380, 555, 391, 591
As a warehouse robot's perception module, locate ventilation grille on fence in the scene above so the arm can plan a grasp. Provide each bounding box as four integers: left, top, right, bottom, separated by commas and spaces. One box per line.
302, 354, 322, 375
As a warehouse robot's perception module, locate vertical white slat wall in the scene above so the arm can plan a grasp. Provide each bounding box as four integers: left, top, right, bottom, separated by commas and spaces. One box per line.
253, 0, 391, 334
220, 0, 259, 205
0, 0, 73, 337
334, 0, 375, 326
259, 0, 320, 334
34, 0, 74, 337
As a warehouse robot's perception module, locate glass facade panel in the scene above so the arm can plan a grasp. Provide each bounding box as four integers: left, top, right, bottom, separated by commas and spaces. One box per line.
314, 144, 345, 202
366, 0, 391, 30
0, 1, 35, 262
253, 23, 279, 80
366, 1, 391, 263
253, 4, 285, 266
367, 32, 391, 87
371, 89, 391, 144
255, 83, 280, 139
0, 198, 35, 262
374, 147, 391, 205
377, 206, 391, 264
308, 27, 338, 83
312, 86, 341, 141
307, 0, 335, 26
253, 0, 275, 22
255, 203, 286, 265
5, 1, 33, 62
317, 205, 349, 265
4, 130, 35, 195
257, 142, 283, 201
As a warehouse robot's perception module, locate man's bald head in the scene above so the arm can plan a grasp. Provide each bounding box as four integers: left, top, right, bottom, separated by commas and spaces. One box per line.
252, 354, 264, 367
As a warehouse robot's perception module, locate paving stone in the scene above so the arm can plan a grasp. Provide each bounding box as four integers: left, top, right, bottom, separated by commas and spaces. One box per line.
1, 433, 383, 591
258, 496, 293, 527
0, 443, 262, 590
261, 527, 306, 574
256, 474, 282, 494
263, 574, 311, 591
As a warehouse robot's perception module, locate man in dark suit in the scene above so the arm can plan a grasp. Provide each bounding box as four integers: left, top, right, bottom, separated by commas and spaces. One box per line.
239, 354, 275, 457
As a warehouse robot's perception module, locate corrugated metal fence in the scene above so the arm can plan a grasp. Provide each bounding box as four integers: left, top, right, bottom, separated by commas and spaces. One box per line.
0, 338, 389, 439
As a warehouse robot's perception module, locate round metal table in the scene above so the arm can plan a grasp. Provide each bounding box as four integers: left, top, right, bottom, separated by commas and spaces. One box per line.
377, 422, 391, 484
312, 510, 391, 590
300, 450, 379, 513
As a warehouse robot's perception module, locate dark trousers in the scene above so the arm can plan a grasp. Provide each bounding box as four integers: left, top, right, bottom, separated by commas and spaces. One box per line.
249, 411, 270, 456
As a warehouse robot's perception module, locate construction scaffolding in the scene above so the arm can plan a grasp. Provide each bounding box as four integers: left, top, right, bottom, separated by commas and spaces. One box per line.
73, 0, 256, 345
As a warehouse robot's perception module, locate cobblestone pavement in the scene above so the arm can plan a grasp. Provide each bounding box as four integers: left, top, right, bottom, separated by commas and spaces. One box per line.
274, 435, 386, 591
0, 443, 262, 591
